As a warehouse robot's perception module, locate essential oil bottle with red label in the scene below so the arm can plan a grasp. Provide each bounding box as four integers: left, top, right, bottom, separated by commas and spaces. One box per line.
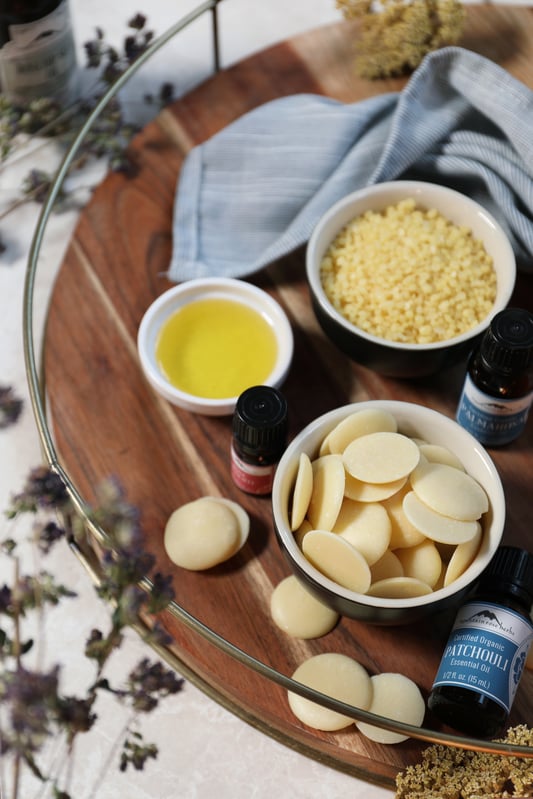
231, 385, 288, 496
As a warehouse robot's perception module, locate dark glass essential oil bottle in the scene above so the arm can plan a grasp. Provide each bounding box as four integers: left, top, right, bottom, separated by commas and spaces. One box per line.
428, 546, 533, 738
231, 385, 288, 496
456, 308, 533, 446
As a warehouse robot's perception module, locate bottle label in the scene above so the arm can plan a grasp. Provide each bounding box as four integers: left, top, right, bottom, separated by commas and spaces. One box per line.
230, 446, 276, 495
0, 0, 78, 105
432, 601, 533, 713
456, 374, 533, 446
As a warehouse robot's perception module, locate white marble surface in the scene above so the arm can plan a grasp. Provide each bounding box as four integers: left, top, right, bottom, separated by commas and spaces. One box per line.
0, 1, 529, 797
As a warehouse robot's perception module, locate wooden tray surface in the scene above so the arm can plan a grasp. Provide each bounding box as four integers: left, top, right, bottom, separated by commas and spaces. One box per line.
43, 6, 533, 787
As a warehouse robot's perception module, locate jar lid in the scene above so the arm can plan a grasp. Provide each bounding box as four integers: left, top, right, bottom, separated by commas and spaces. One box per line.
480, 308, 533, 374
479, 546, 533, 607
233, 385, 288, 458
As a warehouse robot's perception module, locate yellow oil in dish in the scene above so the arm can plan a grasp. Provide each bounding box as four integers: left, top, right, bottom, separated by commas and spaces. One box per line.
156, 298, 278, 399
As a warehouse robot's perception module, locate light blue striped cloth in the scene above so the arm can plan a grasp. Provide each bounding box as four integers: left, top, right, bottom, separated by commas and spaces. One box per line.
169, 46, 533, 282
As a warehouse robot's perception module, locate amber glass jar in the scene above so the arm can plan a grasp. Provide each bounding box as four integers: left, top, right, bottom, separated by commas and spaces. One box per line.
0, 0, 78, 104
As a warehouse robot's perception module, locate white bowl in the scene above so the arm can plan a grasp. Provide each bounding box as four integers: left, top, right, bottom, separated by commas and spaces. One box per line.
306, 181, 516, 377
272, 400, 506, 625
137, 277, 294, 415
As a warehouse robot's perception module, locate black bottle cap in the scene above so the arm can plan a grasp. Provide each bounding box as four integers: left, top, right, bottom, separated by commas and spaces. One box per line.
233, 385, 288, 459
480, 308, 533, 375
478, 546, 533, 607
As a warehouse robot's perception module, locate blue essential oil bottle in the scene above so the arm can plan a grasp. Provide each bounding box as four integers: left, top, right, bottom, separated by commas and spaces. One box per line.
428, 546, 533, 738
456, 308, 533, 446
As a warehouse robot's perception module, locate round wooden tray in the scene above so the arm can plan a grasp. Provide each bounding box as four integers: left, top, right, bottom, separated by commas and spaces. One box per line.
42, 6, 533, 787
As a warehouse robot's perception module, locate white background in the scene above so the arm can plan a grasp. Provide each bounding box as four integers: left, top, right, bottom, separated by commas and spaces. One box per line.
0, 1, 529, 797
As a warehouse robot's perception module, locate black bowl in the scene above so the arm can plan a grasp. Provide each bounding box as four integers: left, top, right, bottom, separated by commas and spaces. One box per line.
306, 181, 516, 378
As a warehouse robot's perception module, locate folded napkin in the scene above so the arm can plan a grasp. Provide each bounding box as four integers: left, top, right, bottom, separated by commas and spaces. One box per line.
169, 46, 533, 282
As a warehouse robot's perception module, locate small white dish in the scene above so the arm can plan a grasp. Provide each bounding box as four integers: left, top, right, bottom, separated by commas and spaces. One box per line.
137, 277, 294, 416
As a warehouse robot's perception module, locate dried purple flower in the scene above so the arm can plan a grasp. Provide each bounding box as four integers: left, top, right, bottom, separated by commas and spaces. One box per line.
36, 520, 66, 554
23, 169, 63, 204
55, 695, 96, 736
8, 466, 69, 517
0, 583, 12, 613
118, 584, 145, 624
0, 385, 23, 429
1, 665, 60, 754
126, 657, 184, 714
148, 571, 175, 613
1, 538, 17, 555
102, 61, 122, 84
83, 38, 102, 68
84, 626, 123, 667
119, 735, 158, 772
146, 621, 172, 649
128, 13, 147, 30
84, 628, 105, 661
92, 477, 140, 544
27, 571, 76, 608
84, 12, 155, 93
124, 35, 142, 62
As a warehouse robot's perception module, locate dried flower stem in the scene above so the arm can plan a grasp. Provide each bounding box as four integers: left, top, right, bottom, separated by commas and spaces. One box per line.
1, 468, 182, 798
85, 714, 135, 799
11, 560, 22, 799
0, 14, 174, 254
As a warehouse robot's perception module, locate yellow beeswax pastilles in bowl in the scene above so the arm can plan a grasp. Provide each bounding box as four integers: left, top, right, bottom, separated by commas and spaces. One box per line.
306, 181, 516, 378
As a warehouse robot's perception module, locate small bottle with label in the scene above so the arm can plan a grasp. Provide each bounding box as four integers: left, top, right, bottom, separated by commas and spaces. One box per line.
231, 385, 288, 496
456, 308, 533, 447
428, 546, 533, 738
0, 0, 78, 106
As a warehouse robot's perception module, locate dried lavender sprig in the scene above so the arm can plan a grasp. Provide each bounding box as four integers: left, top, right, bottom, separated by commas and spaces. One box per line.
6, 466, 70, 518
0, 13, 174, 254
1, 465, 180, 794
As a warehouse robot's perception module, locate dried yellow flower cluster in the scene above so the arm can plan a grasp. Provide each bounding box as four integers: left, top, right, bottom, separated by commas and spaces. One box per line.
337, 0, 466, 79
395, 725, 533, 799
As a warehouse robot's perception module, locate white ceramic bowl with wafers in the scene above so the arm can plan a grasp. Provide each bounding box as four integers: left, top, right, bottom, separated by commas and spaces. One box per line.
272, 400, 505, 624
